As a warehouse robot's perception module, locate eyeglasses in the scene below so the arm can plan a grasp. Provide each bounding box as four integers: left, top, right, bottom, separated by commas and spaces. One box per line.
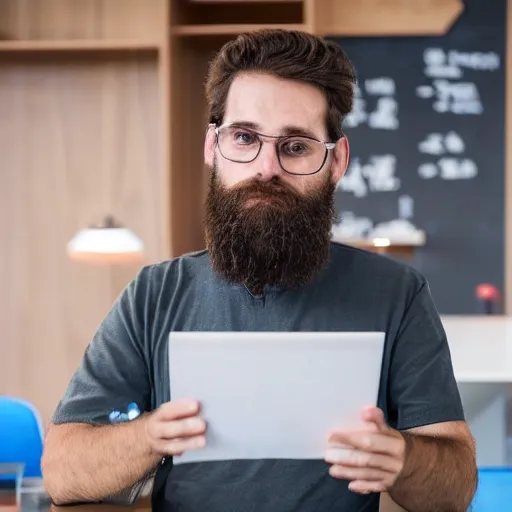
212, 124, 338, 176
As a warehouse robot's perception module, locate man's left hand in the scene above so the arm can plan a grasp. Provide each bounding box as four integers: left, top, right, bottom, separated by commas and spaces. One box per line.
325, 406, 407, 495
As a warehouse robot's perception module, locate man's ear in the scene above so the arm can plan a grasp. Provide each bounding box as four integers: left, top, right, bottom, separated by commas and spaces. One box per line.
330, 136, 350, 185
204, 124, 216, 167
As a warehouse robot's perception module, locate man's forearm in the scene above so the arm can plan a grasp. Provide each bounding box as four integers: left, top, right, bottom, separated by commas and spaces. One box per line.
389, 432, 477, 512
42, 415, 162, 505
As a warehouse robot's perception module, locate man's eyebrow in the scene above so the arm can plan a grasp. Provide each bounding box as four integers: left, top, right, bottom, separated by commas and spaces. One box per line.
225, 121, 261, 130
280, 125, 319, 139
225, 121, 320, 139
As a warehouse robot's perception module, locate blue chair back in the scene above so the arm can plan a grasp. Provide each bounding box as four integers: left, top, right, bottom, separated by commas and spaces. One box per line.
0, 396, 44, 478
471, 468, 512, 511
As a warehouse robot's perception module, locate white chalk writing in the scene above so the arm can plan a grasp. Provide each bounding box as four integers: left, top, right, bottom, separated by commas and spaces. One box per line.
417, 47, 499, 115
418, 132, 477, 180
418, 131, 465, 155
417, 80, 483, 115
337, 155, 400, 198
345, 78, 399, 130
398, 195, 414, 220
369, 97, 399, 130
365, 77, 396, 96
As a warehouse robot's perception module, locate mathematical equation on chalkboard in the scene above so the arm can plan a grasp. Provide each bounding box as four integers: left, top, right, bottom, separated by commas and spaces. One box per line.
332, 47, 501, 243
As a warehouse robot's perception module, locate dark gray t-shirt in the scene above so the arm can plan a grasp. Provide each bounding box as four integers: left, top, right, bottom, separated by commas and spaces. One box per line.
52, 242, 464, 512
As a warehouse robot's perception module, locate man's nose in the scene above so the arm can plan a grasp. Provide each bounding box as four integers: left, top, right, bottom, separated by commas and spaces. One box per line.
256, 141, 283, 181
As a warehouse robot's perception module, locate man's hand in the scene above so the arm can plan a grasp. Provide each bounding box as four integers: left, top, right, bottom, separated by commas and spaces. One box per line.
145, 399, 207, 456
325, 406, 406, 494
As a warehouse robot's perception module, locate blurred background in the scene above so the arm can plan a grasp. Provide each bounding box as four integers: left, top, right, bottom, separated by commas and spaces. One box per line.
0, 0, 511, 509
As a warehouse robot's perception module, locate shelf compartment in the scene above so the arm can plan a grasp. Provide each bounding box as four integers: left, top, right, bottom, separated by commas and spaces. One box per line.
172, 0, 303, 27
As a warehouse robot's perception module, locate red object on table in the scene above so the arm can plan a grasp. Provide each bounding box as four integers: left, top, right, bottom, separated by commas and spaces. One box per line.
475, 283, 500, 315
476, 283, 500, 301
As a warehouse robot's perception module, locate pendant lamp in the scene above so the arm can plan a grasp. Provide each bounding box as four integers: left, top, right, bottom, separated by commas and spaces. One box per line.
67, 215, 144, 264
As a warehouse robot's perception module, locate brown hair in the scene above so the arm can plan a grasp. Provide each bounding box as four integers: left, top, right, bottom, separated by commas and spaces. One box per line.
205, 29, 356, 142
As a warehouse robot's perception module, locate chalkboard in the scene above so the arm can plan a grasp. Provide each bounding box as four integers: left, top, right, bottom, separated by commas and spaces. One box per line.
328, 0, 507, 314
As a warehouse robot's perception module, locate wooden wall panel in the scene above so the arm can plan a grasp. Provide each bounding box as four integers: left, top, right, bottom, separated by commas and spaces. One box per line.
0, 54, 166, 425
169, 36, 218, 256
0, 0, 165, 41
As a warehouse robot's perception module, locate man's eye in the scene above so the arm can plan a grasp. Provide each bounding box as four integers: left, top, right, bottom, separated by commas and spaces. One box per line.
234, 131, 257, 144
282, 140, 310, 156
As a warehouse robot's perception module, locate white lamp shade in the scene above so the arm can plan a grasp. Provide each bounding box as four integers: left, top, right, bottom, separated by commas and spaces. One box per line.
67, 227, 144, 264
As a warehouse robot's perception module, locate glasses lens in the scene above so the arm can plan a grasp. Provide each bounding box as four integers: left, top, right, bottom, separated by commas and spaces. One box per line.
278, 137, 327, 175
218, 127, 261, 162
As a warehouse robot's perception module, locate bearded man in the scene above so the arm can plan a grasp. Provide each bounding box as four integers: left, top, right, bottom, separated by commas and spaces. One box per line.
42, 29, 477, 512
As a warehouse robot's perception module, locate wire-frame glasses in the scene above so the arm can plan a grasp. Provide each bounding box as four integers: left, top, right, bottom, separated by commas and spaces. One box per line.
213, 124, 337, 176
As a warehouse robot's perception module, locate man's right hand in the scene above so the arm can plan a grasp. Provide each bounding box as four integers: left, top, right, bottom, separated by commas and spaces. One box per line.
145, 399, 207, 456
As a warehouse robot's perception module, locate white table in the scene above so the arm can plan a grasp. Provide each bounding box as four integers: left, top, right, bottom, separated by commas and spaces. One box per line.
442, 315, 512, 467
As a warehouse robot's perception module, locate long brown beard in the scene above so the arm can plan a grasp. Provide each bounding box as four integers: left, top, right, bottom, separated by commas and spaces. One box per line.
204, 167, 338, 293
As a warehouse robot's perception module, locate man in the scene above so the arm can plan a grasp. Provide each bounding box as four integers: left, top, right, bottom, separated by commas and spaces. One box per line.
42, 29, 477, 512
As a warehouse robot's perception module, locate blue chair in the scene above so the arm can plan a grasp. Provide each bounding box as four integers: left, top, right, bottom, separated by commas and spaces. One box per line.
470, 468, 512, 511
0, 396, 44, 478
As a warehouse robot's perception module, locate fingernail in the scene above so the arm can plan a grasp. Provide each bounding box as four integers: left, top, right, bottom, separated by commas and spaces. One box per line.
325, 447, 352, 463
181, 399, 198, 411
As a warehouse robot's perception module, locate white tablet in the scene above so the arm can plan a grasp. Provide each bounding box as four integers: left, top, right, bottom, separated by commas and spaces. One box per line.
169, 331, 385, 464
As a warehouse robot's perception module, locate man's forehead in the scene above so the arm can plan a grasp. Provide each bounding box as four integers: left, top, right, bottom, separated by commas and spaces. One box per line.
224, 72, 327, 137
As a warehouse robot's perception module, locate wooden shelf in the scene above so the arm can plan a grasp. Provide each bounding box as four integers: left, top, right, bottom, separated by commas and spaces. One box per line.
309, 0, 464, 37
341, 240, 424, 260
173, 23, 306, 35
0, 39, 160, 53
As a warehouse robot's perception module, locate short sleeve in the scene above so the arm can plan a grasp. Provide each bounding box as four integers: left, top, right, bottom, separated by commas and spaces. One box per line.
52, 267, 153, 426
388, 281, 465, 431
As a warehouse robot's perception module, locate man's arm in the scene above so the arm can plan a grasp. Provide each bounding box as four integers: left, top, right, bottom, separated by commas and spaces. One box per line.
42, 417, 160, 505
390, 421, 477, 512
389, 421, 477, 512
42, 400, 206, 505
